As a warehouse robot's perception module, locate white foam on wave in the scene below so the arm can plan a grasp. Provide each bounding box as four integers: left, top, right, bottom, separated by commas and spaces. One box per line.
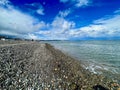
81, 60, 120, 74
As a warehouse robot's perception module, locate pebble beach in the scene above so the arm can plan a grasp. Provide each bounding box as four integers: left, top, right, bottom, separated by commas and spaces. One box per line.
0, 40, 120, 90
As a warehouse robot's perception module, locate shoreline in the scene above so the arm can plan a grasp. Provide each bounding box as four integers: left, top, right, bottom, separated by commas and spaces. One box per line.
0, 40, 120, 90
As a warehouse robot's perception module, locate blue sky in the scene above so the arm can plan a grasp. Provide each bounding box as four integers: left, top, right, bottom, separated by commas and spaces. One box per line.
0, 0, 120, 40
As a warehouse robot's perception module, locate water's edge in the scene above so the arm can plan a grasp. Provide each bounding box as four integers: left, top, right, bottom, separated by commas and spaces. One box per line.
43, 41, 120, 80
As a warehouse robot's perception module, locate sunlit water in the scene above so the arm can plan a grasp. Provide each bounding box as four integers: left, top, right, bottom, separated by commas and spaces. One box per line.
44, 40, 120, 74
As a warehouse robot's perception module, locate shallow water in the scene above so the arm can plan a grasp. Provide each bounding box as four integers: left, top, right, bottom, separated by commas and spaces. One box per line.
44, 40, 120, 74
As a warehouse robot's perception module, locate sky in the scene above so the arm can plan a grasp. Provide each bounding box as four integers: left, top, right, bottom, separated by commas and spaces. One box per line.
0, 0, 120, 40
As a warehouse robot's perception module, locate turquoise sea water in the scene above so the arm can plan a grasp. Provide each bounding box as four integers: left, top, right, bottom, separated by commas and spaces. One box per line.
45, 40, 120, 74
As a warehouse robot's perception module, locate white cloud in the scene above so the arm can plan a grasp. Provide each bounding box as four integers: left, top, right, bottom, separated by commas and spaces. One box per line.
0, 0, 13, 9
50, 16, 75, 39
60, 0, 91, 7
37, 8, 44, 15
0, 0, 73, 40
76, 0, 90, 7
59, 9, 71, 17
1, 0, 120, 40
36, 31, 50, 35
0, 1, 46, 39
67, 11, 120, 38
35, 13, 75, 40
26, 3, 45, 15
26, 33, 39, 40
35, 21, 49, 29
0, 7, 37, 33
0, 0, 10, 6
37, 8, 120, 40
52, 16, 75, 30
33, 3, 45, 15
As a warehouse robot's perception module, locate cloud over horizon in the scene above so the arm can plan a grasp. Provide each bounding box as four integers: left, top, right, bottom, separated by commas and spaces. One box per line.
0, 0, 45, 39
36, 8, 120, 40
0, 0, 120, 40
70, 10, 120, 39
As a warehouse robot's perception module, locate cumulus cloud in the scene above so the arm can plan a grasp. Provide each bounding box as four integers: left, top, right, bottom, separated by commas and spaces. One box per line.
35, 12, 75, 40
0, 0, 73, 40
68, 11, 120, 39
36, 8, 120, 40
0, 0, 46, 39
52, 16, 75, 30
0, 7, 37, 33
1, 0, 120, 40
60, 0, 91, 7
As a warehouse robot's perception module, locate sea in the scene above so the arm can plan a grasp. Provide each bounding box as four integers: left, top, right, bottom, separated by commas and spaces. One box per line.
43, 40, 120, 75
